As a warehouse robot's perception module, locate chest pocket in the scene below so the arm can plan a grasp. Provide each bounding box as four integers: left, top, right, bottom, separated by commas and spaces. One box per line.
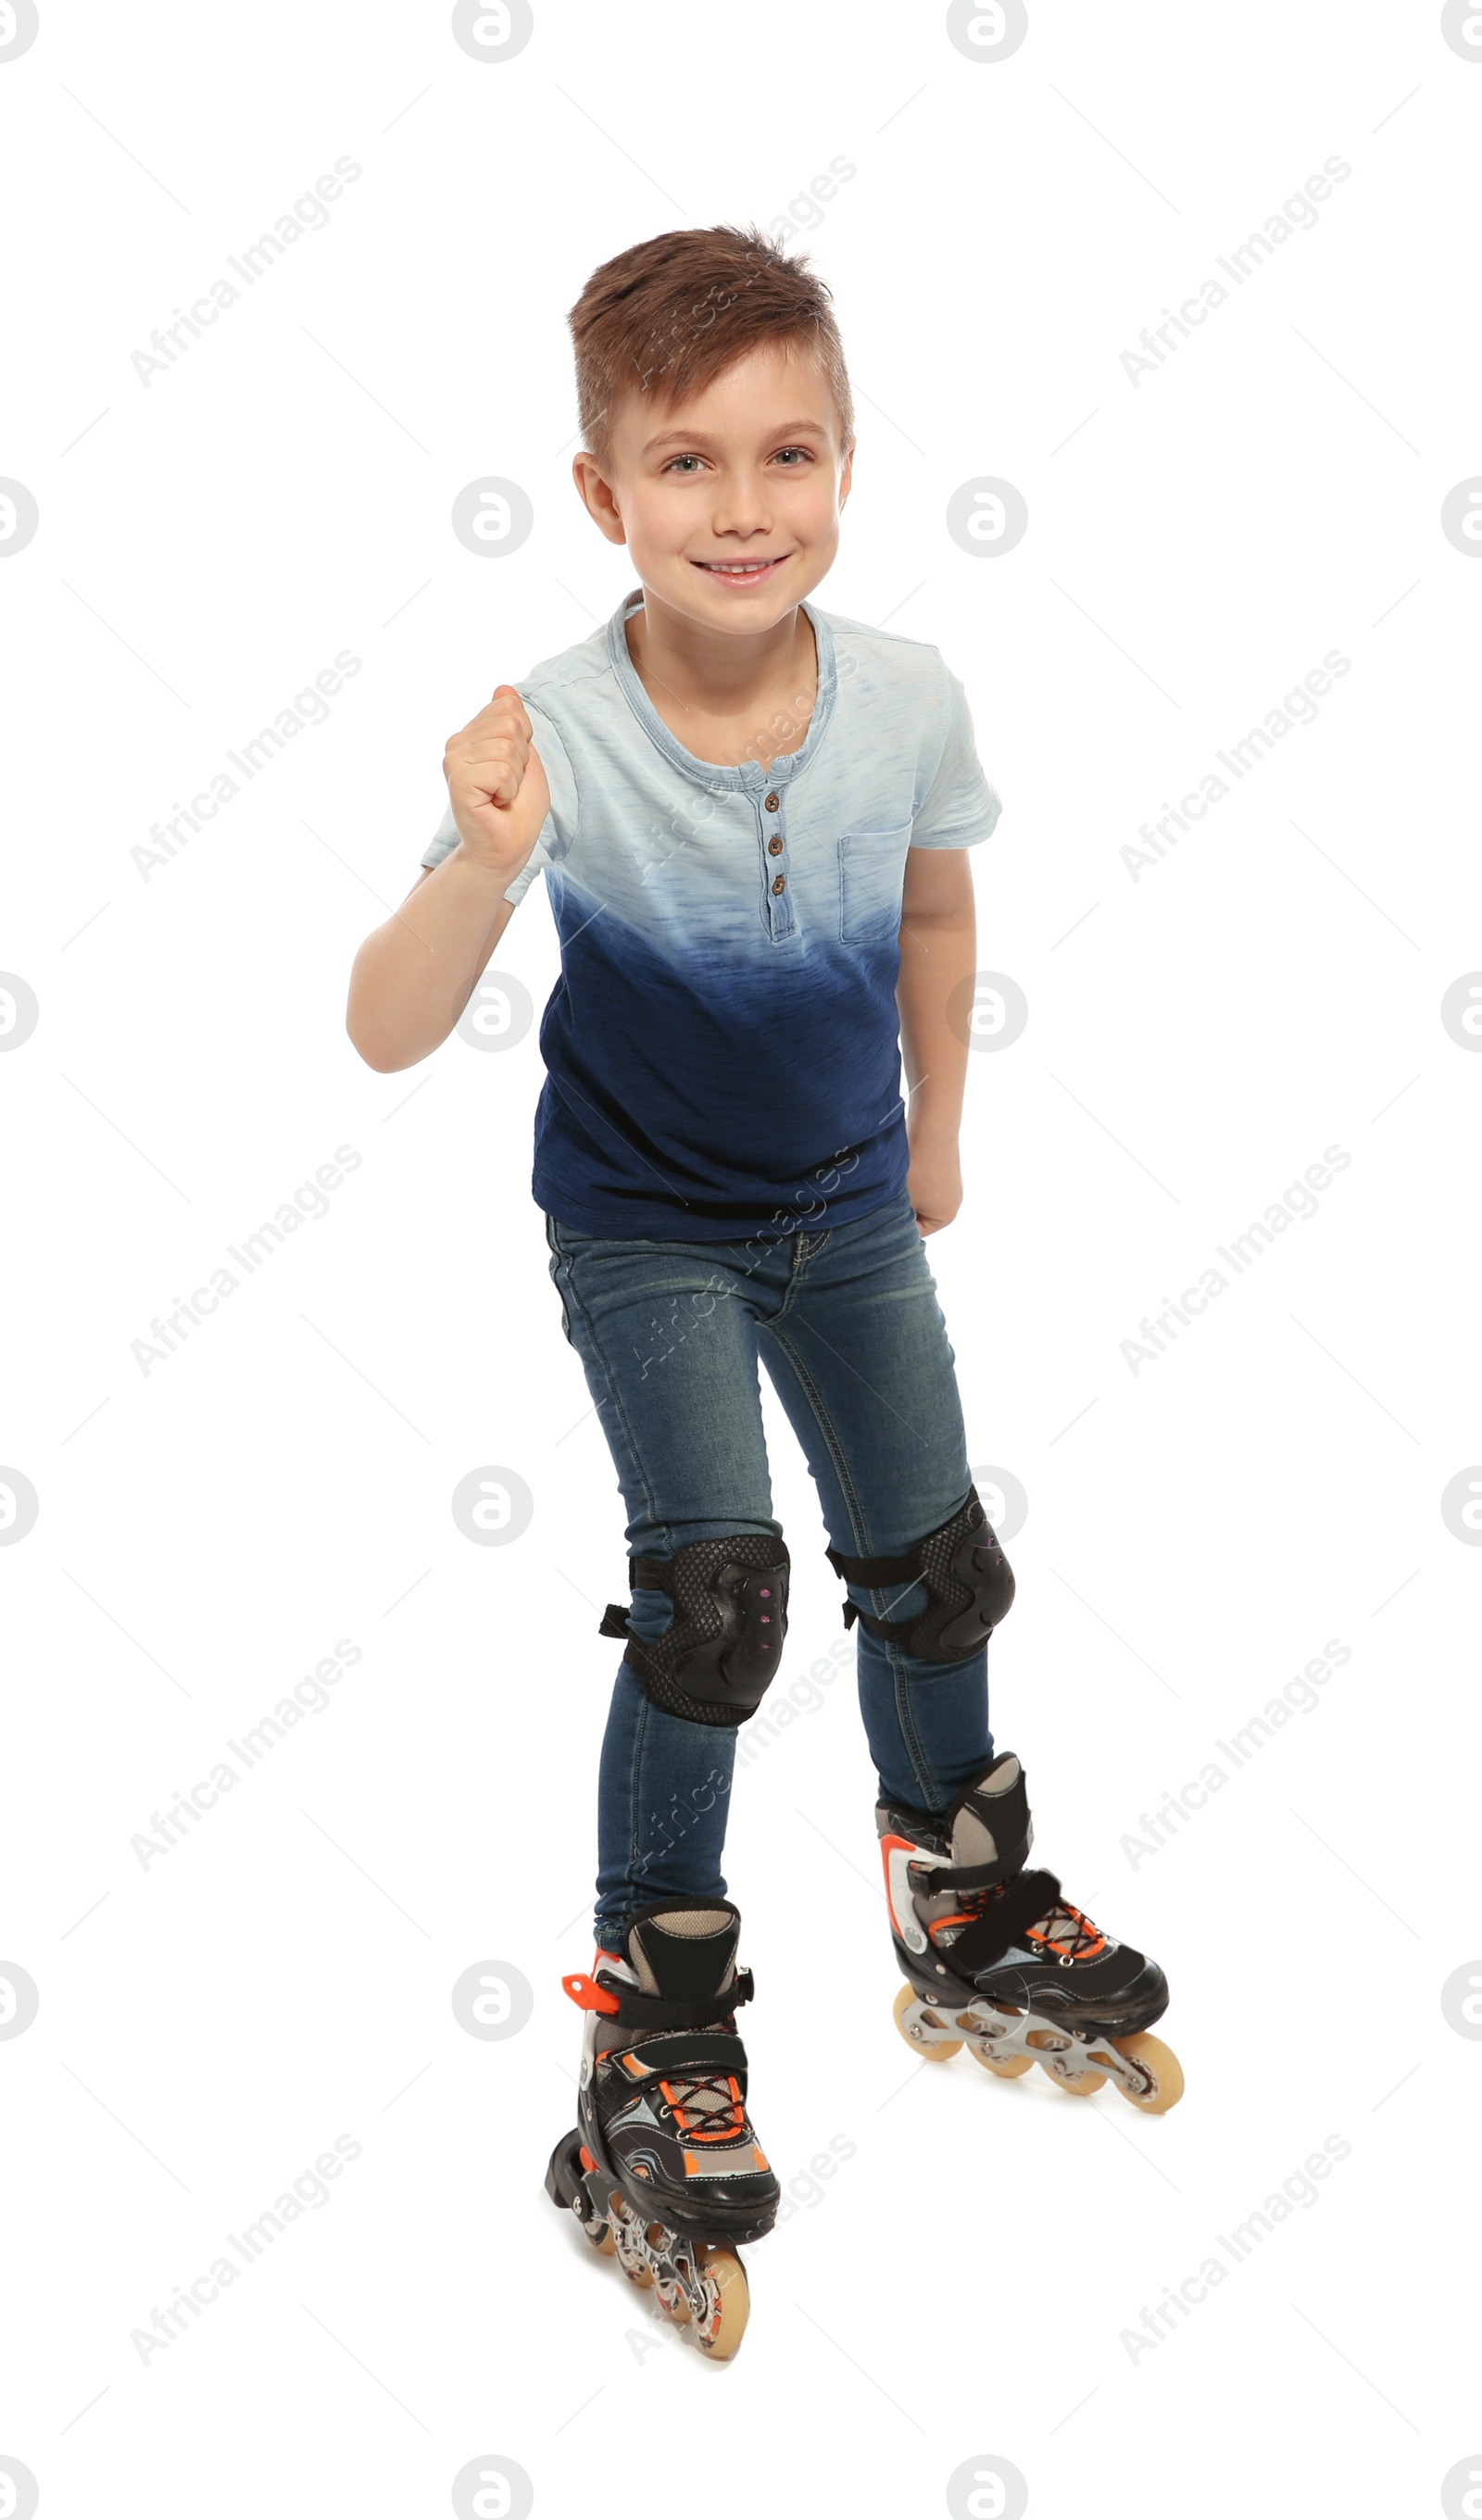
837, 821, 912, 945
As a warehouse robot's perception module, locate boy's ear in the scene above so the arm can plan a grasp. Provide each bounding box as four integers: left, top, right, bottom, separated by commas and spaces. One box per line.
571, 451, 628, 545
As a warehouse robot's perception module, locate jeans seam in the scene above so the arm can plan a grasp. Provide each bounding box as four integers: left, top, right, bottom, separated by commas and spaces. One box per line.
773, 1227, 831, 1323
627, 1684, 650, 1914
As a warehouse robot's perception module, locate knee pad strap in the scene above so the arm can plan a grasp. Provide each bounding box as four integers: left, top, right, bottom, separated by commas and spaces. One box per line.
825, 1487, 1013, 1662
598, 1535, 790, 1728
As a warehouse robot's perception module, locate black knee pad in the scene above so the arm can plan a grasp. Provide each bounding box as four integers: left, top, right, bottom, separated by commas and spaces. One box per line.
825, 1487, 1013, 1662
597, 1535, 790, 1728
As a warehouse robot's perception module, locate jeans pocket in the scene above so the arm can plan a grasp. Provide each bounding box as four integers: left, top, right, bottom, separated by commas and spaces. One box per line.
837, 821, 912, 944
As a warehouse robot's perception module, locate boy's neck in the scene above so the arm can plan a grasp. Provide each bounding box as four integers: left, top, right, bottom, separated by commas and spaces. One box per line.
623, 589, 819, 772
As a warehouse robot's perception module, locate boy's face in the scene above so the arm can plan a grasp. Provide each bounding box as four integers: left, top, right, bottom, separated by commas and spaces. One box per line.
573, 341, 853, 633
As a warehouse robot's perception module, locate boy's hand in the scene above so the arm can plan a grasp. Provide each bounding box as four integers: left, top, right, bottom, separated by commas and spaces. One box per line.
444, 683, 551, 879
906, 1136, 962, 1237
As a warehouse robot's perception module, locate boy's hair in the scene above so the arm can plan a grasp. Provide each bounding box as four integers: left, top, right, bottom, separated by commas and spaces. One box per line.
568, 222, 854, 474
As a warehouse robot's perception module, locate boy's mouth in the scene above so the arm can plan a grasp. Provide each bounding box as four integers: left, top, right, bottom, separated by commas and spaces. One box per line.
690, 556, 790, 586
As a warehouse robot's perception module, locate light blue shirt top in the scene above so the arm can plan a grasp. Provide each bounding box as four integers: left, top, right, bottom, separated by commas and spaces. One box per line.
421, 586, 1001, 1239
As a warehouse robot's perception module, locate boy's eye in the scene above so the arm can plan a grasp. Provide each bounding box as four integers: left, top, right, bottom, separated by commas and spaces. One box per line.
661, 446, 815, 474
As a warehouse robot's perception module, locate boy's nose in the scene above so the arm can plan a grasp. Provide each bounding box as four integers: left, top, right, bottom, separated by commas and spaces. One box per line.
705, 486, 773, 533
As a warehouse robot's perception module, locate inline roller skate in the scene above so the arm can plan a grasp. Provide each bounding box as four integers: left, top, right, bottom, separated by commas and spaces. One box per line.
546, 1898, 777, 2358
879, 1751, 1184, 2113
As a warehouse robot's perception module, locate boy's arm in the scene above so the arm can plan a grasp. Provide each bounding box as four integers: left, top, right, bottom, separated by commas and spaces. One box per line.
896, 845, 976, 1236
345, 683, 549, 1073
346, 858, 519, 1073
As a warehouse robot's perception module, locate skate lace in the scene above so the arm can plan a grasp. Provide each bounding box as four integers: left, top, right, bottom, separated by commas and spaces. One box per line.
938, 1883, 1108, 1962
656, 2019, 747, 2143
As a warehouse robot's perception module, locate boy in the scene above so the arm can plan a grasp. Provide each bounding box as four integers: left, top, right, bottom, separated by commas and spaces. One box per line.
346, 225, 1180, 2363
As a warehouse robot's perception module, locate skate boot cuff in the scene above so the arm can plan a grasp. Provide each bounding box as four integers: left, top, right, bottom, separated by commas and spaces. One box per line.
880, 1756, 1033, 1897
565, 1899, 755, 2030
939, 1756, 1033, 1891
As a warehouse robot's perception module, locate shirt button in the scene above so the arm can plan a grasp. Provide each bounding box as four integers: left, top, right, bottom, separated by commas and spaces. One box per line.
768, 835, 783, 856
763, 791, 780, 813
771, 873, 786, 895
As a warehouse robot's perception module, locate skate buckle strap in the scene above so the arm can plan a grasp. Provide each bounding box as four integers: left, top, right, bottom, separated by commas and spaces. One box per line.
929, 1862, 994, 1895
611, 2033, 748, 2083
560, 1967, 755, 2027
945, 1868, 1110, 1976
925, 1851, 1023, 1898
941, 1868, 1063, 1975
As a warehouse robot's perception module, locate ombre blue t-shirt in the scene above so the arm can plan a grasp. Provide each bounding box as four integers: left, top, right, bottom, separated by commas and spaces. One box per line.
421, 587, 1001, 1241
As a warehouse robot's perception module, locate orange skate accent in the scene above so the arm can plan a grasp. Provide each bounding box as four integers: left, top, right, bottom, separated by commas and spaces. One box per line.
561, 1972, 620, 2015
879, 1831, 922, 1887
880, 1831, 939, 1945
578, 2145, 595, 2173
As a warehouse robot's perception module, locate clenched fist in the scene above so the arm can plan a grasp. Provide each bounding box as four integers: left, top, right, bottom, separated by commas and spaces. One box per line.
443, 683, 551, 881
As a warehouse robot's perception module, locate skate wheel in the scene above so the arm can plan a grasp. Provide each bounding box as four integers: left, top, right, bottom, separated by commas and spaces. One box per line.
1110, 2031, 1185, 2115
1037, 2059, 1106, 2095
585, 2222, 616, 2256
1024, 2026, 1104, 2095
967, 2046, 1033, 2079
693, 2248, 749, 2361
892, 1983, 961, 2061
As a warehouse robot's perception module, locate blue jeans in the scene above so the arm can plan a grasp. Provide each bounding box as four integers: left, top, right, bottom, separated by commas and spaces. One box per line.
545, 1187, 997, 1952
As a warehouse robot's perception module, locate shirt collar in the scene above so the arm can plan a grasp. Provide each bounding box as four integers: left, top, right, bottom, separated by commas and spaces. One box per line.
605, 584, 837, 795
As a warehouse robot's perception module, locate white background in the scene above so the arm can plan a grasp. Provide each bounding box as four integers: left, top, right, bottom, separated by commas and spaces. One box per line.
3, 3, 1480, 2514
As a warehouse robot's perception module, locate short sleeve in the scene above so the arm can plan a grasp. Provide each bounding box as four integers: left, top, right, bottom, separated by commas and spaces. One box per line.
910, 659, 1002, 848
419, 692, 579, 906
